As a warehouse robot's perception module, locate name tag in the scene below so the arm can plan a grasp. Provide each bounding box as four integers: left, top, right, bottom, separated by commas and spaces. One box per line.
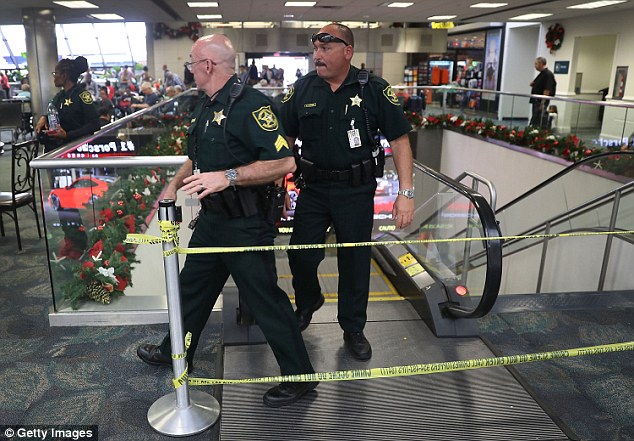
303, 103, 317, 108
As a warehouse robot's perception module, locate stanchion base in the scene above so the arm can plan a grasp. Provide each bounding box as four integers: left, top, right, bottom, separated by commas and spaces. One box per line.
148, 389, 220, 437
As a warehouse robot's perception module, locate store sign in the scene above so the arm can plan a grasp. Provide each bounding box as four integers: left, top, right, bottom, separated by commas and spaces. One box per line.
431, 22, 454, 29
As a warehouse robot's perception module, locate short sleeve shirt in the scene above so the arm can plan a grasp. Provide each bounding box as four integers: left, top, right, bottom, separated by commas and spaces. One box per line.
531, 68, 556, 96
51, 84, 99, 139
187, 75, 291, 172
279, 66, 411, 170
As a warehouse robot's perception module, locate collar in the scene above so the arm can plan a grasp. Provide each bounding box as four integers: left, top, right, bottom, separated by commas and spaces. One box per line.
205, 74, 238, 107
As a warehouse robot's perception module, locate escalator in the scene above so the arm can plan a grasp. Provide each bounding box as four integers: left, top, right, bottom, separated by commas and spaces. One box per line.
218, 157, 568, 440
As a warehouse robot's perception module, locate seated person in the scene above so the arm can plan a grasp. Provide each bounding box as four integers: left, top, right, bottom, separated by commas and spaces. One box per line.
15, 83, 31, 99
130, 82, 161, 111
97, 86, 114, 115
98, 106, 112, 127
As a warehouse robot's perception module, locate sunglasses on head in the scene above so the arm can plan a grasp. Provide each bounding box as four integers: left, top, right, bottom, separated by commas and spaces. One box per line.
311, 33, 350, 47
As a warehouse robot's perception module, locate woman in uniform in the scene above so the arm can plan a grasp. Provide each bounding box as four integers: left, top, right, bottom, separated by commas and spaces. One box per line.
35, 56, 100, 153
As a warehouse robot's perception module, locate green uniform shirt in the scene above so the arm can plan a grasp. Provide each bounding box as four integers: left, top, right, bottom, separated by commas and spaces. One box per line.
280, 65, 411, 170
51, 83, 100, 141
187, 75, 291, 172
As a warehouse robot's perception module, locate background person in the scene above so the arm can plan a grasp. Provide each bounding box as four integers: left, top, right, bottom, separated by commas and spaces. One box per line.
136, 33, 317, 408
279, 23, 414, 361
35, 56, 100, 153
529, 57, 556, 128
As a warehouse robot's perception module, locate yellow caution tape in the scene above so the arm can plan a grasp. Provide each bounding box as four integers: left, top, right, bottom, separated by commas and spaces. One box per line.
186, 341, 634, 386
125, 226, 634, 256
171, 332, 191, 389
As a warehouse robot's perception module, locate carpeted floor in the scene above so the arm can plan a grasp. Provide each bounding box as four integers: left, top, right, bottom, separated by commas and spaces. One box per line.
0, 144, 222, 440
480, 309, 634, 441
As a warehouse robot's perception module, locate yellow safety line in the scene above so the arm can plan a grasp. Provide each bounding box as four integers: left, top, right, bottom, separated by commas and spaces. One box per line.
183, 341, 634, 387
125, 222, 634, 257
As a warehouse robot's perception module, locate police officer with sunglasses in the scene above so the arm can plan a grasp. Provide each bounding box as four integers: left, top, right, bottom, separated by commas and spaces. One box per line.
280, 23, 415, 361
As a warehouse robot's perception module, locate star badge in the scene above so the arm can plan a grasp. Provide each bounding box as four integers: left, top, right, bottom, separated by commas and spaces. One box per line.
64, 98, 73, 106
212, 109, 227, 125
350, 94, 362, 107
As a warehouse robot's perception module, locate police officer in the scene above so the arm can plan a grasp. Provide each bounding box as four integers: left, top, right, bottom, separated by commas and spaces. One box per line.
136, 34, 317, 408
35, 56, 100, 153
280, 23, 415, 361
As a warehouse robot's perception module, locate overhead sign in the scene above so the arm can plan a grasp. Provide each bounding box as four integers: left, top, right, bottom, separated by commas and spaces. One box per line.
431, 22, 454, 29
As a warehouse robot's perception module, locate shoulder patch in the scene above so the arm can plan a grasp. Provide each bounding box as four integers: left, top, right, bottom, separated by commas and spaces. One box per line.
280, 85, 294, 104
252, 105, 279, 131
382, 85, 400, 106
79, 90, 94, 104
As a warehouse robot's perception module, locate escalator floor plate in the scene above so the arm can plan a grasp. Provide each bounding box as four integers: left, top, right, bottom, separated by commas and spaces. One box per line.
220, 315, 567, 441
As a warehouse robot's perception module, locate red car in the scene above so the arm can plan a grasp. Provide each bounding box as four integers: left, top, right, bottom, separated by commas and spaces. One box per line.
48, 176, 109, 210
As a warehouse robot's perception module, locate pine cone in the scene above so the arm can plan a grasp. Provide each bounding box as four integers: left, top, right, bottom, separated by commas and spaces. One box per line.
86, 281, 112, 305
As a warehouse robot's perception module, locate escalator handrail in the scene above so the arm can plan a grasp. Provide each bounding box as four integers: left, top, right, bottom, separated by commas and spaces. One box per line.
411, 160, 503, 319
496, 151, 634, 214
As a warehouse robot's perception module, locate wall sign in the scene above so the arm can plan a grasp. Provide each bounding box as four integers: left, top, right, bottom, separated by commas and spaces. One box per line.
554, 61, 569, 75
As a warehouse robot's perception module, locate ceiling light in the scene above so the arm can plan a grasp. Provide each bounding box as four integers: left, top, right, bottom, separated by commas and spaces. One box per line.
427, 15, 457, 20
53, 1, 98, 8
510, 13, 553, 20
284, 1, 316, 6
187, 2, 219, 6
470, 2, 508, 8
90, 13, 124, 20
387, 2, 414, 6
284, 14, 295, 18
567, 0, 626, 9
197, 14, 223, 19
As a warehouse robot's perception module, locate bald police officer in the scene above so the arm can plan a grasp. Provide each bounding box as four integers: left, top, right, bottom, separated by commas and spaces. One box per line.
137, 34, 317, 408
280, 23, 415, 360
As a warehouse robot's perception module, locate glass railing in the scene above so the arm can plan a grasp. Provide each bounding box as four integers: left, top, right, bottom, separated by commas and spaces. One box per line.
373, 157, 502, 319
394, 85, 634, 153
31, 91, 196, 323
490, 151, 634, 295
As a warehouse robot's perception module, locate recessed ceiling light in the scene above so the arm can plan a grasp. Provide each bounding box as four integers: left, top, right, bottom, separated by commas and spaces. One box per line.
427, 15, 457, 20
510, 12, 553, 20
187, 2, 219, 6
53, 1, 98, 8
567, 0, 626, 9
284, 14, 295, 18
387, 2, 414, 7
90, 13, 124, 20
197, 14, 223, 19
470, 2, 508, 8
284, 1, 316, 6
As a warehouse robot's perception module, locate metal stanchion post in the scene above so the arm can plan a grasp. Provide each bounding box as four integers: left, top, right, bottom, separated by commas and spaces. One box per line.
147, 199, 220, 436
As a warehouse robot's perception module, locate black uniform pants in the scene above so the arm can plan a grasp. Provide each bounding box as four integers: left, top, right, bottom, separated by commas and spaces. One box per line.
159, 210, 314, 377
530, 99, 549, 128
288, 180, 376, 333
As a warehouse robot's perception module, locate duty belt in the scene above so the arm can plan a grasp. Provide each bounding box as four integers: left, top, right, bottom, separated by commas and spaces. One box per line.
300, 158, 374, 185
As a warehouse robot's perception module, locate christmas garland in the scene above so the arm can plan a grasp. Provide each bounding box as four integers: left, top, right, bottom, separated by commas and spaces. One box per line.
154, 22, 202, 41
545, 23, 564, 52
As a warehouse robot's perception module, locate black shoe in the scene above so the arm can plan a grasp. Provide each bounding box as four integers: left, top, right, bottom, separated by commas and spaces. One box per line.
137, 344, 171, 367
295, 294, 325, 331
343, 331, 372, 361
263, 381, 319, 408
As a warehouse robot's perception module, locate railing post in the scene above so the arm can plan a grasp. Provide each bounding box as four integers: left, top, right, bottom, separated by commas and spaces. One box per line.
147, 199, 220, 436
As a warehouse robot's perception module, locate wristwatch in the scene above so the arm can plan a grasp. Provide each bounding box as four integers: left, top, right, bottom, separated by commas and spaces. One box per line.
225, 168, 238, 189
397, 189, 415, 199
